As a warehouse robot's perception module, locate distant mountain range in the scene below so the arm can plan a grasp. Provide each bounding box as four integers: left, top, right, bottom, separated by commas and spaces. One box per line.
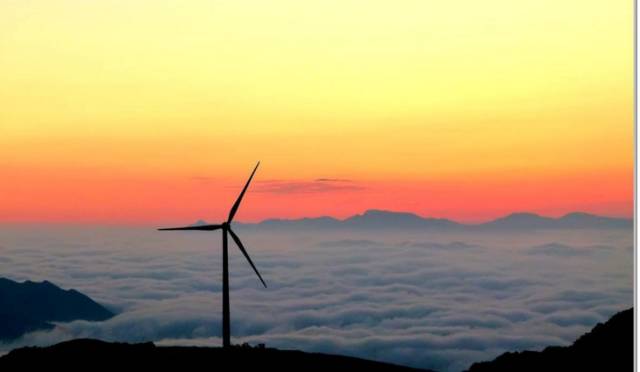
0, 278, 114, 341
466, 308, 632, 371
222, 210, 632, 230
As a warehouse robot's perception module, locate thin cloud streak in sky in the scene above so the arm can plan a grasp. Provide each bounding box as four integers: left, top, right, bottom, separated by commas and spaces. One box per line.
314, 178, 353, 183
254, 179, 365, 194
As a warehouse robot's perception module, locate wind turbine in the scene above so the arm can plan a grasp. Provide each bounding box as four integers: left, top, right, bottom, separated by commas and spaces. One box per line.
158, 162, 266, 348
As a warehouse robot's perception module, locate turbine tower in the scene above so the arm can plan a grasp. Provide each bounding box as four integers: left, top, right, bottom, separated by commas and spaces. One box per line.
158, 162, 266, 348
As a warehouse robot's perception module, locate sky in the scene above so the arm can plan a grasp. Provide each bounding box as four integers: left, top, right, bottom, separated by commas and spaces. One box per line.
0, 0, 633, 224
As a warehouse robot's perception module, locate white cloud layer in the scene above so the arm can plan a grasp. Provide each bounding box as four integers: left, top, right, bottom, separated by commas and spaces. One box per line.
0, 226, 632, 371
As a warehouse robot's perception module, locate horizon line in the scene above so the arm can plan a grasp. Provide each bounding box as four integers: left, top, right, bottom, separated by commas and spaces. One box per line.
0, 209, 633, 228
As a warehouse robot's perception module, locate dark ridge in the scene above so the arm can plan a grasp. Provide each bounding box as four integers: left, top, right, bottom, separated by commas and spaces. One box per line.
481, 212, 556, 229
0, 339, 433, 371
556, 212, 632, 228
0, 278, 114, 341
465, 308, 633, 372
258, 216, 342, 229
234, 210, 631, 230
343, 210, 459, 229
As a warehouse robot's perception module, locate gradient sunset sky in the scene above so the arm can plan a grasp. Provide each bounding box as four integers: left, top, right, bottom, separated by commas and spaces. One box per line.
0, 1, 633, 224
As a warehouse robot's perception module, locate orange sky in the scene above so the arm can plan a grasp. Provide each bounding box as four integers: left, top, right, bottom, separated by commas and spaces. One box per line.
0, 1, 633, 225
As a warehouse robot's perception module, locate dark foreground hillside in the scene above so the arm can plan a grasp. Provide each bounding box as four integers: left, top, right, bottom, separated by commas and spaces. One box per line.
466, 308, 633, 371
0, 339, 432, 372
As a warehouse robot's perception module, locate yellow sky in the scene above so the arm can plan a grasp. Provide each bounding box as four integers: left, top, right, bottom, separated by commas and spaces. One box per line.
0, 0, 633, 223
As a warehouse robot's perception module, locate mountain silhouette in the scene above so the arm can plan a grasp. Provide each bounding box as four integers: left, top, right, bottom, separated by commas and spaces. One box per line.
465, 308, 632, 371
231, 210, 631, 230
344, 210, 459, 229
481, 212, 556, 229
0, 278, 114, 341
0, 339, 432, 371
482, 212, 631, 229
190, 219, 210, 227
258, 216, 342, 229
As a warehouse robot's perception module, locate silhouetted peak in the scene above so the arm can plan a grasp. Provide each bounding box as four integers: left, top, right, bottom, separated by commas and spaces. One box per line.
363, 209, 419, 217
191, 219, 209, 226
21, 279, 56, 289
355, 209, 424, 220
560, 212, 595, 218
41, 280, 57, 287
466, 308, 632, 371
0, 277, 114, 341
497, 212, 548, 221
557, 212, 631, 228
572, 308, 632, 349
18, 279, 69, 290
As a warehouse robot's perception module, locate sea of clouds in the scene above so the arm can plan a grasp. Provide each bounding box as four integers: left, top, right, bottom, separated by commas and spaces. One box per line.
0, 225, 632, 371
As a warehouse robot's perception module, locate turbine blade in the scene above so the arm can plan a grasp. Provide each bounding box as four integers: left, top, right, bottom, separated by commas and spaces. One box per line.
227, 162, 260, 223
158, 224, 223, 231
228, 228, 267, 288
